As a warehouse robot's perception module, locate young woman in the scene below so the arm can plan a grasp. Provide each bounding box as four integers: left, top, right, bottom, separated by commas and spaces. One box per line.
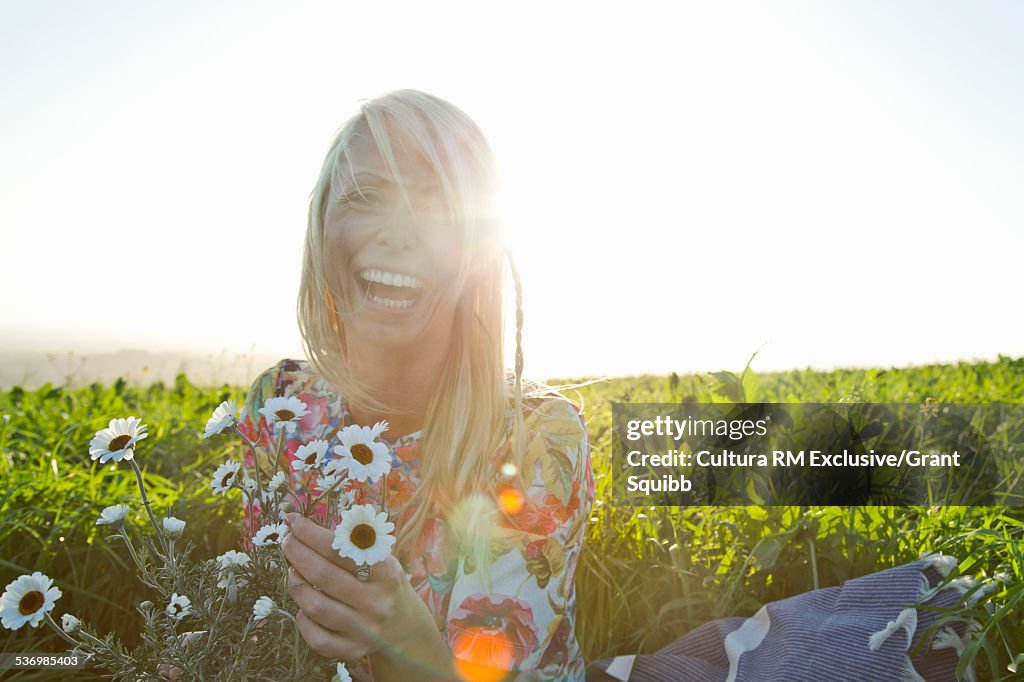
235, 90, 594, 681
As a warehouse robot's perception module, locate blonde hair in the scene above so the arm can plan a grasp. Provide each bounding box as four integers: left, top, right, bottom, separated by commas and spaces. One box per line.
297, 90, 536, 570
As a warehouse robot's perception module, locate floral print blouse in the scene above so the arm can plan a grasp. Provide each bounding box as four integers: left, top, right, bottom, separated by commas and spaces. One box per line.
236, 359, 595, 681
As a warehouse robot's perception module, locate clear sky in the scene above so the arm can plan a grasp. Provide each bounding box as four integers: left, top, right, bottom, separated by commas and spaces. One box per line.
2, 0, 1022, 379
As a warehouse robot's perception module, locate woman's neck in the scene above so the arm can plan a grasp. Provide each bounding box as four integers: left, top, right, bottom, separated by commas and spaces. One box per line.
343, 340, 449, 439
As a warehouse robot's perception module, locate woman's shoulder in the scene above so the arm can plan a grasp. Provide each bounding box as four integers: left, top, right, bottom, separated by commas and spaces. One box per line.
508, 373, 588, 450
247, 357, 330, 398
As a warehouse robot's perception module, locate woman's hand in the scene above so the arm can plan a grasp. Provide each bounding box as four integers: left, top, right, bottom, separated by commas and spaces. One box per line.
281, 513, 453, 679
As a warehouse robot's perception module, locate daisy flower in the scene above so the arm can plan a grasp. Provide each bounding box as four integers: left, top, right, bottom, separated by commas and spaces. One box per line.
61, 613, 81, 635
96, 504, 130, 528
216, 550, 251, 589
210, 460, 241, 496
162, 517, 186, 540
322, 457, 346, 477
268, 471, 287, 492
240, 477, 258, 494
331, 504, 395, 566
167, 593, 191, 622
315, 474, 344, 495
253, 522, 288, 546
252, 596, 276, 621
203, 400, 238, 439
1, 572, 62, 630
292, 439, 330, 472
89, 417, 148, 463
258, 396, 309, 435
333, 662, 353, 682
332, 424, 391, 483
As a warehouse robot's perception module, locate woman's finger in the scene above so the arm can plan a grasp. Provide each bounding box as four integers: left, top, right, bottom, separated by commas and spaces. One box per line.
285, 513, 407, 587
287, 566, 365, 634
295, 608, 370, 661
283, 530, 363, 606
285, 513, 360, 572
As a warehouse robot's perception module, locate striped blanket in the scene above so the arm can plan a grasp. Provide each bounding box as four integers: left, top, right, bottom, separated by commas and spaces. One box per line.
587, 555, 984, 682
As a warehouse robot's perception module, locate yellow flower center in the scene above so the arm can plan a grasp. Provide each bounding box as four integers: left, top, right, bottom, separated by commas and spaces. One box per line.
351, 523, 376, 549
19, 590, 44, 616
275, 409, 295, 422
108, 435, 132, 451
351, 444, 374, 465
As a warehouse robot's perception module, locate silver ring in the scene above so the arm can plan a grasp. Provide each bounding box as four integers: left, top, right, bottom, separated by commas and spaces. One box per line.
355, 564, 371, 582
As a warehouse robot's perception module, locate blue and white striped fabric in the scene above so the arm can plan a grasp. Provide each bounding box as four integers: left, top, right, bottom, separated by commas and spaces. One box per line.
588, 556, 980, 682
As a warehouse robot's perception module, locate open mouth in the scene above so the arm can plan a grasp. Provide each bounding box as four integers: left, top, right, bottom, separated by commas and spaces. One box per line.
358, 269, 427, 309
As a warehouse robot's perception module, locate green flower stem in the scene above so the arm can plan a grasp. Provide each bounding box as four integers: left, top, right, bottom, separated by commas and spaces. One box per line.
271, 429, 286, 480
127, 457, 167, 556
75, 628, 107, 649
168, 626, 204, 681
241, 486, 255, 536
117, 527, 144, 574
227, 620, 252, 679
232, 424, 265, 495
117, 528, 168, 598
279, 610, 300, 679
43, 612, 87, 649
303, 475, 349, 517
289, 488, 309, 516
199, 576, 231, 678
277, 546, 290, 596
167, 538, 178, 590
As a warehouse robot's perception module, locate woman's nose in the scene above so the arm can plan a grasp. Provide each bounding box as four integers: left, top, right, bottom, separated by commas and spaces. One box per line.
375, 214, 418, 250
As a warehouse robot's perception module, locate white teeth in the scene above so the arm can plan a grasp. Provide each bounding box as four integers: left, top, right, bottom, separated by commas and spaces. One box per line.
359, 270, 424, 289
369, 294, 415, 309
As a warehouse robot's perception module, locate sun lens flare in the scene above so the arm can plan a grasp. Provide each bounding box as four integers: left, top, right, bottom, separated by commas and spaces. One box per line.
451, 627, 515, 682
497, 486, 525, 515
448, 593, 538, 681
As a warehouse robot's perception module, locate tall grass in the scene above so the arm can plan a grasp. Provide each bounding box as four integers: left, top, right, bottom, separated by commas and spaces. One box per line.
1, 358, 1021, 680
560, 355, 1023, 680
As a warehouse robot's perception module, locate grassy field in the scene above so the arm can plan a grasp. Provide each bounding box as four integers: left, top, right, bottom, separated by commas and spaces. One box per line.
1, 357, 1021, 680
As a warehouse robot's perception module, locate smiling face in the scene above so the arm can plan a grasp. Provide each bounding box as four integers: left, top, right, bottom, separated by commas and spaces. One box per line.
322, 125, 466, 354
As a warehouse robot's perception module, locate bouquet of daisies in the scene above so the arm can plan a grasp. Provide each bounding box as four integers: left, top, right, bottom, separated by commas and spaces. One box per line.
0, 398, 394, 682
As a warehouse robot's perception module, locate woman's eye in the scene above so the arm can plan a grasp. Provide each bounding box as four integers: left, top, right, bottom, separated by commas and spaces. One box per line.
345, 188, 385, 207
